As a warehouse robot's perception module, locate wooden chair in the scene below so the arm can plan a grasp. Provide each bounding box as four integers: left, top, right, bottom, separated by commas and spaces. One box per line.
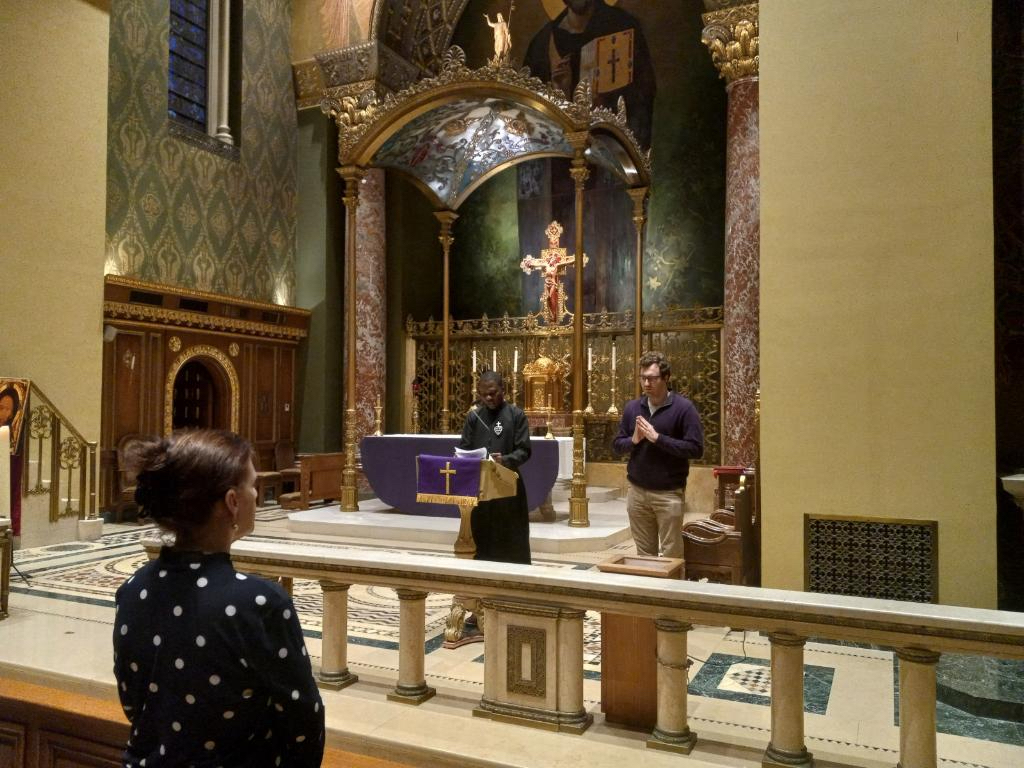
114, 433, 144, 523
682, 519, 744, 584
253, 453, 283, 508
278, 452, 344, 511
274, 439, 300, 493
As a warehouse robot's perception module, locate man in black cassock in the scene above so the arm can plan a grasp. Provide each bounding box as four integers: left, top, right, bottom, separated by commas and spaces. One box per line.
458, 371, 532, 565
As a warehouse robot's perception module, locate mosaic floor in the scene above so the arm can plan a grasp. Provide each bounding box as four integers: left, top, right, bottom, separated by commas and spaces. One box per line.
4, 508, 1024, 768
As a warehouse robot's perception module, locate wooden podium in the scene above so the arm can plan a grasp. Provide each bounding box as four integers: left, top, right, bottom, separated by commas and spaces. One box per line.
416, 455, 520, 647
415, 455, 518, 558
597, 555, 684, 729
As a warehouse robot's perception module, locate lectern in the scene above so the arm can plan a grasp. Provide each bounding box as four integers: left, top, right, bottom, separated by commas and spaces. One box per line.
415, 455, 518, 558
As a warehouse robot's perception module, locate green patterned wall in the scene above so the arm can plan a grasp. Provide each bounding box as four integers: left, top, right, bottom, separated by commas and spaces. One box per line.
105, 0, 298, 304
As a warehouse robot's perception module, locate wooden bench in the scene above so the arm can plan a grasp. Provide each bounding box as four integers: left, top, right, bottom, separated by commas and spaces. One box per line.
278, 452, 345, 510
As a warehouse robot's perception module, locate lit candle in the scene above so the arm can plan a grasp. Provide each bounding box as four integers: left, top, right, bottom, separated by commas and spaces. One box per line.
472, 349, 477, 371
588, 345, 592, 371
0, 426, 9, 519
513, 348, 518, 373
611, 342, 616, 370
492, 348, 497, 371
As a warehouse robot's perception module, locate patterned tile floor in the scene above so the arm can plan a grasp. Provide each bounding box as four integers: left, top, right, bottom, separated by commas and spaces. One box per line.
4, 507, 1024, 767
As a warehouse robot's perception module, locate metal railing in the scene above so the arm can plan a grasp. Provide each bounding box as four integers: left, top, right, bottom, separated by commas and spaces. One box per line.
22, 383, 97, 522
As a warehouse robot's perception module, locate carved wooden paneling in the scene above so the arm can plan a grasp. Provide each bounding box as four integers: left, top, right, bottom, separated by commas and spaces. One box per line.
39, 730, 123, 768
112, 331, 145, 438
278, 346, 294, 441
0, 721, 27, 767
254, 344, 278, 443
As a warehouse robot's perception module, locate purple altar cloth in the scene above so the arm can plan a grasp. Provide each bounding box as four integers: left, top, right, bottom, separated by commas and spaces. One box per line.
360, 435, 559, 518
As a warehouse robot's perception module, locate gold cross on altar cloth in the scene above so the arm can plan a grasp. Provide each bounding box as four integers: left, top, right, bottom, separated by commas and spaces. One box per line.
519, 220, 588, 324
439, 461, 457, 495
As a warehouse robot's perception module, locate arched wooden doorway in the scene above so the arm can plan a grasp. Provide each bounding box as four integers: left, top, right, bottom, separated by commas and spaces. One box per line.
164, 345, 240, 435
171, 359, 228, 431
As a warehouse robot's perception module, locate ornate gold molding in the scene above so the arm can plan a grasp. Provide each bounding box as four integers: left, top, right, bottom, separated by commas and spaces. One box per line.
104, 275, 311, 316
322, 45, 649, 177
104, 302, 307, 341
292, 58, 325, 110
163, 345, 240, 436
702, 3, 759, 83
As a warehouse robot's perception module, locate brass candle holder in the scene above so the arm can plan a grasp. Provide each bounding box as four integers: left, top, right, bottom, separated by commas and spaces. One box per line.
584, 371, 595, 414
411, 400, 420, 434
607, 373, 619, 416
374, 394, 383, 436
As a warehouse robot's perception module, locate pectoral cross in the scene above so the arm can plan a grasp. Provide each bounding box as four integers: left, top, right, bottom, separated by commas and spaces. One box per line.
439, 461, 457, 495
520, 220, 588, 324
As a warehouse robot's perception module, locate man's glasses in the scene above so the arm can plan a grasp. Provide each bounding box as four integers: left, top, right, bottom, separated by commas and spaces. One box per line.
640, 375, 662, 383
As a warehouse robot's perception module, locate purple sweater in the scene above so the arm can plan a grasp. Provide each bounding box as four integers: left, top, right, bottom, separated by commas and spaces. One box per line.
612, 392, 704, 490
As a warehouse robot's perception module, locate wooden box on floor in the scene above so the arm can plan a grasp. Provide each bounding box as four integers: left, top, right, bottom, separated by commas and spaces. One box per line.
597, 555, 684, 730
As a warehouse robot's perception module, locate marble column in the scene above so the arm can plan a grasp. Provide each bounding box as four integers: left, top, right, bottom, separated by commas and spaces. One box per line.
765, 632, 813, 767
702, 3, 760, 468
388, 589, 436, 704
355, 169, 387, 446
318, 582, 358, 690
896, 647, 940, 768
647, 619, 697, 754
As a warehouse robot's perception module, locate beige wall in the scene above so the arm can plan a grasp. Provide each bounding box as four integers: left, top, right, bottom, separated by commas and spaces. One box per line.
0, 0, 109, 438
760, 1, 995, 607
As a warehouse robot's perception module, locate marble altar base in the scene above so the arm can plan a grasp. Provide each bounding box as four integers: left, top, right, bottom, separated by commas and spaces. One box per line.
287, 489, 629, 554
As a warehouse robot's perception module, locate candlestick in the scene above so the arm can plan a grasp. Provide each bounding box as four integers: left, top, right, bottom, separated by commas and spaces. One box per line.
0, 426, 9, 519
492, 348, 497, 371
373, 394, 383, 436
611, 341, 616, 370
588, 345, 592, 371
472, 349, 477, 371
513, 348, 518, 373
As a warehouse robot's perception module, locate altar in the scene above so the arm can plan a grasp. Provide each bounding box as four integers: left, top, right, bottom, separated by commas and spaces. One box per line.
359, 434, 571, 517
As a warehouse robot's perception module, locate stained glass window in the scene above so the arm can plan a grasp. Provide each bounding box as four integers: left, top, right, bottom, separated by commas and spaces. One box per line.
168, 0, 209, 132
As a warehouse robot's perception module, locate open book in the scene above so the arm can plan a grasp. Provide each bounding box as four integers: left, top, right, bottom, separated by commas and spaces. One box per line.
454, 446, 488, 460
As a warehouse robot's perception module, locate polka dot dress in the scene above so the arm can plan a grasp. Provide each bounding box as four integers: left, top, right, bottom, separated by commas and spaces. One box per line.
113, 548, 324, 767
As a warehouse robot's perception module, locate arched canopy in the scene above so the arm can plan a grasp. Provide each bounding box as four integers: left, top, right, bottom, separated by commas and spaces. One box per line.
322, 47, 651, 210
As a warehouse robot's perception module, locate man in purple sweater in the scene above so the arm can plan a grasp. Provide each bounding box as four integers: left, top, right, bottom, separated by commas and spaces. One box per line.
612, 351, 704, 558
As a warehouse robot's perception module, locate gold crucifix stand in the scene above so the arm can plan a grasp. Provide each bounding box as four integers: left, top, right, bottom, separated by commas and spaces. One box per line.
520, 220, 588, 324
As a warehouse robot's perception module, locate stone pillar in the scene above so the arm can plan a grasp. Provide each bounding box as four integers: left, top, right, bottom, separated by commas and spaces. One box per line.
556, 609, 587, 725
765, 632, 813, 767
388, 589, 436, 704
318, 582, 358, 689
896, 648, 940, 768
647, 619, 697, 754
702, 3, 760, 468
355, 169, 387, 444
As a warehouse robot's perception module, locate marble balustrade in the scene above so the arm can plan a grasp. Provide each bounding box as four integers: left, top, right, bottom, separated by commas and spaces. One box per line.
143, 538, 1024, 766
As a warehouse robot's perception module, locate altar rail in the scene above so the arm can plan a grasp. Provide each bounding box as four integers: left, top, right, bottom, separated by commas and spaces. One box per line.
145, 538, 1024, 767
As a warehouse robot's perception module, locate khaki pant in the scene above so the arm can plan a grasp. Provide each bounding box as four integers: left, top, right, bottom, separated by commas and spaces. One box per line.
627, 483, 686, 559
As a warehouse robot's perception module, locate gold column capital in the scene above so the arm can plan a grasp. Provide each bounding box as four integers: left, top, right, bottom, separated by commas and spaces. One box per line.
339, 165, 365, 209
701, 2, 759, 83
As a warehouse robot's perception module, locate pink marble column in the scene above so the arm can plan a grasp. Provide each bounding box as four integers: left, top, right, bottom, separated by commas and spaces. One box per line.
354, 169, 386, 446
703, 4, 760, 468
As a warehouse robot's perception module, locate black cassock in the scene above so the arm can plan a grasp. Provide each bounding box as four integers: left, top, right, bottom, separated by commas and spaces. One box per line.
458, 402, 532, 565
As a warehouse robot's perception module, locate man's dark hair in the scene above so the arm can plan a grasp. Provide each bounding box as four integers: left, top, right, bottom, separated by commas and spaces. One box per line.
638, 351, 671, 381
0, 386, 20, 422
478, 370, 505, 390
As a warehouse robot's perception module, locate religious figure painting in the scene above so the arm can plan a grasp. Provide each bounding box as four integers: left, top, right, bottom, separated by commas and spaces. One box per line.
0, 378, 29, 455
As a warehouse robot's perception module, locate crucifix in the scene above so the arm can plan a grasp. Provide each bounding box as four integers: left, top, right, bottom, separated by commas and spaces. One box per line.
439, 461, 457, 495
519, 220, 588, 324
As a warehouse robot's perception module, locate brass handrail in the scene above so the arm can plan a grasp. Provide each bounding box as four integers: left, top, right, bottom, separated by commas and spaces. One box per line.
21, 382, 98, 521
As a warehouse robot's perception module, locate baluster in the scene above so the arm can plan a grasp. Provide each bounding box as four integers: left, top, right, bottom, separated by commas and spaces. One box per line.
318, 582, 358, 690
647, 619, 697, 754
49, 417, 61, 522
388, 589, 435, 704
765, 632, 812, 767
896, 647, 940, 768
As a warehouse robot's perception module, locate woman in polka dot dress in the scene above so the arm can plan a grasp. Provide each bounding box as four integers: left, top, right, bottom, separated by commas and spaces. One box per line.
113, 430, 325, 767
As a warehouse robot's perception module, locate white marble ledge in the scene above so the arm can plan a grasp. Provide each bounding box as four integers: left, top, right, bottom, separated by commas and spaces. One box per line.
141, 537, 1024, 653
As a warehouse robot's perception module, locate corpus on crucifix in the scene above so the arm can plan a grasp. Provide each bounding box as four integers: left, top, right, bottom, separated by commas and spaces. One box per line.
519, 220, 588, 324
